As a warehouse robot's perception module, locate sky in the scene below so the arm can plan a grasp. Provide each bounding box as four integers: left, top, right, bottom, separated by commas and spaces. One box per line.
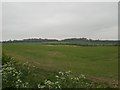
0, 2, 2, 41
2, 2, 118, 41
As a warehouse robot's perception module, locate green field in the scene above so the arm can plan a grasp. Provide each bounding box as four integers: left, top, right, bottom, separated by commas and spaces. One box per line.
2, 43, 118, 85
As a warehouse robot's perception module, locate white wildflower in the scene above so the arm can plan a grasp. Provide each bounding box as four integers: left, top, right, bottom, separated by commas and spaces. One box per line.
13, 73, 15, 76
45, 80, 52, 85
81, 74, 86, 79
55, 81, 59, 84
58, 85, 61, 89
61, 77, 65, 80
55, 75, 59, 78
40, 85, 45, 88
59, 71, 64, 75
38, 84, 41, 88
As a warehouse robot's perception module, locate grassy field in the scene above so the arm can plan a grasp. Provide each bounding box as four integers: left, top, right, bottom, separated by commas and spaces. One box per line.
2, 43, 118, 85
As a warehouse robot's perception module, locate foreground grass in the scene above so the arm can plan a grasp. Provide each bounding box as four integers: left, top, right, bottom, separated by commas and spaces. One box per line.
2, 54, 118, 88
2, 43, 118, 85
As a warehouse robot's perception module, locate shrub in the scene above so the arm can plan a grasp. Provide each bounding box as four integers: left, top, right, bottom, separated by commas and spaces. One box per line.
2, 61, 22, 88
2, 53, 16, 65
37, 71, 110, 89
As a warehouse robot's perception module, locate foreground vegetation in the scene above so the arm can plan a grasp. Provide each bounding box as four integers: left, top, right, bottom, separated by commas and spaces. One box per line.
2, 43, 118, 88
2, 54, 118, 88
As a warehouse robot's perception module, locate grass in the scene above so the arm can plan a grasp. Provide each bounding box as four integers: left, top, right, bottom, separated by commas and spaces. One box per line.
2, 43, 118, 85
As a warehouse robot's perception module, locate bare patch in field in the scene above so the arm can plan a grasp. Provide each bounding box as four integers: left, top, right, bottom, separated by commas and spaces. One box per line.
45, 45, 79, 47
47, 51, 64, 57
89, 76, 118, 86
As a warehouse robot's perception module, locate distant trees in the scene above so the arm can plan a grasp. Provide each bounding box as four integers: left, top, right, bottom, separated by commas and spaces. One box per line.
3, 38, 58, 43
2, 37, 119, 46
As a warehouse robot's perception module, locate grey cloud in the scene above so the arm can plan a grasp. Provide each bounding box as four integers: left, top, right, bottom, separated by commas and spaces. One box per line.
2, 2, 118, 40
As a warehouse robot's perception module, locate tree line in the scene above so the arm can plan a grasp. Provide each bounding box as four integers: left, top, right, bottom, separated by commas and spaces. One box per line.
2, 37, 119, 46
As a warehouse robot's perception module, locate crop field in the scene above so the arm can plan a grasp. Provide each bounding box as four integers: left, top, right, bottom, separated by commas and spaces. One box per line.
2, 43, 118, 86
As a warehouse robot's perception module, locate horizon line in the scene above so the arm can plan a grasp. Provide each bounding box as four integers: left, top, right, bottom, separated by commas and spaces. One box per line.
1, 37, 119, 42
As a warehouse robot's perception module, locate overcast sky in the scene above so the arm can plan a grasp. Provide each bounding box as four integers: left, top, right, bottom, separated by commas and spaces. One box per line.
2, 2, 118, 41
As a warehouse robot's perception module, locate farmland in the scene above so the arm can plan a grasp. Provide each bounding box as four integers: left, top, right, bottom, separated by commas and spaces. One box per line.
2, 43, 118, 88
